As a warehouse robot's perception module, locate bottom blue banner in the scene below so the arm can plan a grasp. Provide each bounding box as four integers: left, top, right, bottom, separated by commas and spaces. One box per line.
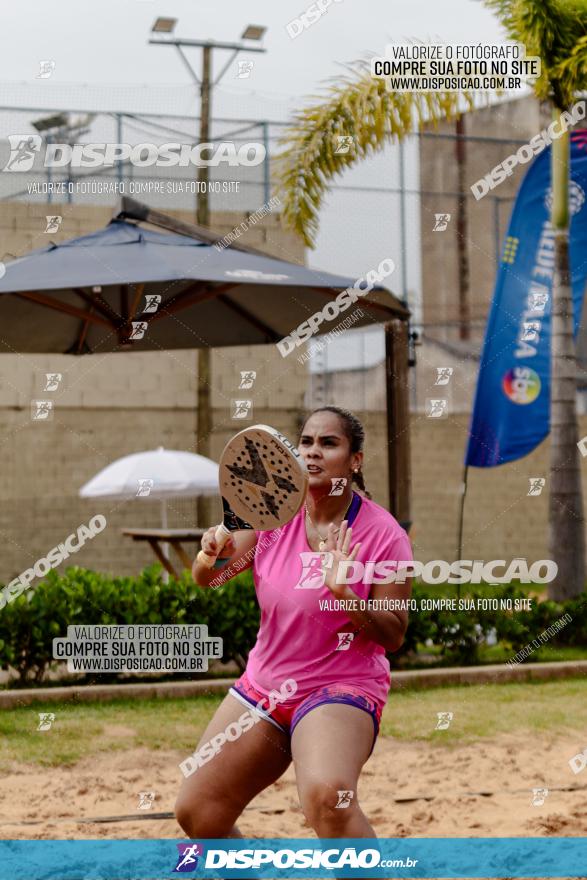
0, 838, 586, 879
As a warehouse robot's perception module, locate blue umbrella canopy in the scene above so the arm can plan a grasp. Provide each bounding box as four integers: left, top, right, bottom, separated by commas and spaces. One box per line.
0, 209, 407, 354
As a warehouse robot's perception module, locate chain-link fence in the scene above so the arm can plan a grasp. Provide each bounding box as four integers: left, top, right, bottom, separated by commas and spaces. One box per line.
0, 108, 279, 212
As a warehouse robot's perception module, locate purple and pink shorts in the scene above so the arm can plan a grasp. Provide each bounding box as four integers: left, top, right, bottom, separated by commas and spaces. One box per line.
230, 671, 383, 753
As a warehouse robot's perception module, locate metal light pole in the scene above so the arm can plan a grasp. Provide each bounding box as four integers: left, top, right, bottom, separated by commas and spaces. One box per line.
149, 21, 267, 527
455, 116, 471, 341
31, 112, 93, 206
198, 45, 212, 226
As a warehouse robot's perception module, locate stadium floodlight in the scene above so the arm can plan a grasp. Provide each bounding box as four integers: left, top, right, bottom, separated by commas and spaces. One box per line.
151, 17, 177, 34
241, 25, 266, 41
31, 113, 69, 133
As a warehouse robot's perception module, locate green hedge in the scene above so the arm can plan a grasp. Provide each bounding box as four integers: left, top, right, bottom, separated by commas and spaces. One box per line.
0, 565, 259, 685
0, 567, 585, 684
398, 584, 587, 665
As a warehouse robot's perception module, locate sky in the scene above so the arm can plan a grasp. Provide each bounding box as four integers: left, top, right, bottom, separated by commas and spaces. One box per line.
2, 1, 505, 93
1, 0, 508, 370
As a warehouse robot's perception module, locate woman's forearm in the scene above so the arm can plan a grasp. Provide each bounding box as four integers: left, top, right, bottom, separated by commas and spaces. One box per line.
335, 585, 408, 652
191, 558, 229, 588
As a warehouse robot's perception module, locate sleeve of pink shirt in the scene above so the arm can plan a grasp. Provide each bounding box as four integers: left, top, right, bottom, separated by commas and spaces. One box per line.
368, 517, 414, 579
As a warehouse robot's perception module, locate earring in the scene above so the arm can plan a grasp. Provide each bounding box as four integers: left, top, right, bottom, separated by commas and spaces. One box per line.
353, 468, 359, 473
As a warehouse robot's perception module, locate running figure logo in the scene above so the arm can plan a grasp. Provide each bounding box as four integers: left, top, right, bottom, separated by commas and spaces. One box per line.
435, 711, 453, 730
45, 216, 62, 234
144, 294, 162, 313
232, 399, 253, 419
426, 398, 448, 418
136, 479, 154, 498
528, 478, 546, 497
531, 788, 549, 806
329, 477, 347, 496
238, 371, 256, 390
568, 747, 587, 774
237, 60, 254, 78
44, 373, 62, 392
37, 713, 55, 731
529, 292, 549, 312
174, 843, 203, 873
334, 136, 354, 154
31, 400, 53, 421
335, 790, 354, 808
138, 791, 156, 810
434, 367, 453, 386
336, 632, 354, 651
294, 552, 333, 589
129, 321, 148, 341
433, 213, 451, 231
3, 135, 42, 172
37, 60, 56, 79
522, 321, 540, 342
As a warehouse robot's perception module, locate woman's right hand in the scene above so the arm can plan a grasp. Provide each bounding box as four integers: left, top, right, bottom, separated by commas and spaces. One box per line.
200, 526, 236, 561
193, 527, 257, 587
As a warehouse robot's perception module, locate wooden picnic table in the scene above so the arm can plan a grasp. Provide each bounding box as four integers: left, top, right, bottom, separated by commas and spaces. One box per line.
122, 528, 205, 579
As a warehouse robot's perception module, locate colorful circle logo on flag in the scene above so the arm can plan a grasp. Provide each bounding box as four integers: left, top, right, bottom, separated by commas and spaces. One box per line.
545, 180, 586, 216
502, 367, 541, 404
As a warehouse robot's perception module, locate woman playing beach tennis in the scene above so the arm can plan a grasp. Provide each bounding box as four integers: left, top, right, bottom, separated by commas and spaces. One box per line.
175, 405, 413, 840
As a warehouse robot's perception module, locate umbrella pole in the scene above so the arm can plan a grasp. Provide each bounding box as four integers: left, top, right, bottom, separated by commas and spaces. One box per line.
161, 498, 169, 584
456, 465, 469, 601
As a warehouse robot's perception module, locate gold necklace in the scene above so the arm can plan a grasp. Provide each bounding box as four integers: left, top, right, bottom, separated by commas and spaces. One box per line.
305, 510, 339, 551
304, 500, 350, 551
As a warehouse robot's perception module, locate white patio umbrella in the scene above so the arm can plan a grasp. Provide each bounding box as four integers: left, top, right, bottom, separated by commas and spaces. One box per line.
79, 446, 219, 511
79, 447, 219, 579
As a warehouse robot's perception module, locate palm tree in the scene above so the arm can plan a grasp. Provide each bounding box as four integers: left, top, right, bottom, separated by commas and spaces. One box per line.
276, 0, 587, 600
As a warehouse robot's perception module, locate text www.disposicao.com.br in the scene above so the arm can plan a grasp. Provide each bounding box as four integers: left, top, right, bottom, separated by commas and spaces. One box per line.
69, 657, 201, 672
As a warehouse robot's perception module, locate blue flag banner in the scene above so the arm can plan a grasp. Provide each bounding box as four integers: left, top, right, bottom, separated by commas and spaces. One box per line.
1, 838, 587, 879
466, 129, 587, 466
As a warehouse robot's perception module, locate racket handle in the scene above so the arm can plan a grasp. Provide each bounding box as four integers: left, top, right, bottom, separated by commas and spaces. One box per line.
196, 524, 231, 569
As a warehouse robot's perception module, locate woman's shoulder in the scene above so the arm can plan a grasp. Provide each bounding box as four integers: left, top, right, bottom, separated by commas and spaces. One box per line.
358, 495, 409, 539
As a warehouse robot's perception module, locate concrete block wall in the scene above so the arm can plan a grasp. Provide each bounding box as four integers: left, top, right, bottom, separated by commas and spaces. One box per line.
305, 337, 480, 414
0, 372, 577, 579
420, 94, 552, 345
0, 198, 579, 581
409, 413, 587, 566
0, 405, 305, 582
0, 201, 309, 579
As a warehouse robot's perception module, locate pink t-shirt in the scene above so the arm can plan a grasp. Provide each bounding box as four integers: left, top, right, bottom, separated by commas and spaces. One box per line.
246, 495, 413, 708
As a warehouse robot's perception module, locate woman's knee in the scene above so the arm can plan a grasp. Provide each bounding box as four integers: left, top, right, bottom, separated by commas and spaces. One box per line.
300, 780, 358, 829
175, 789, 236, 838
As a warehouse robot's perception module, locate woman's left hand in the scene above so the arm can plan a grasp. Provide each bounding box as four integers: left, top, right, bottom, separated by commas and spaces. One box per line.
320, 520, 362, 598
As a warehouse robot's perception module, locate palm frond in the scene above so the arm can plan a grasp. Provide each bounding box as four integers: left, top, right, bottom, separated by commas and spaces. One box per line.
275, 60, 473, 248
483, 0, 517, 34
485, 0, 587, 106
552, 32, 587, 97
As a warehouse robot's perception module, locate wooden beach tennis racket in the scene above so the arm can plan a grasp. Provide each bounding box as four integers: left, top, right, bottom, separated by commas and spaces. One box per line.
196, 424, 309, 568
